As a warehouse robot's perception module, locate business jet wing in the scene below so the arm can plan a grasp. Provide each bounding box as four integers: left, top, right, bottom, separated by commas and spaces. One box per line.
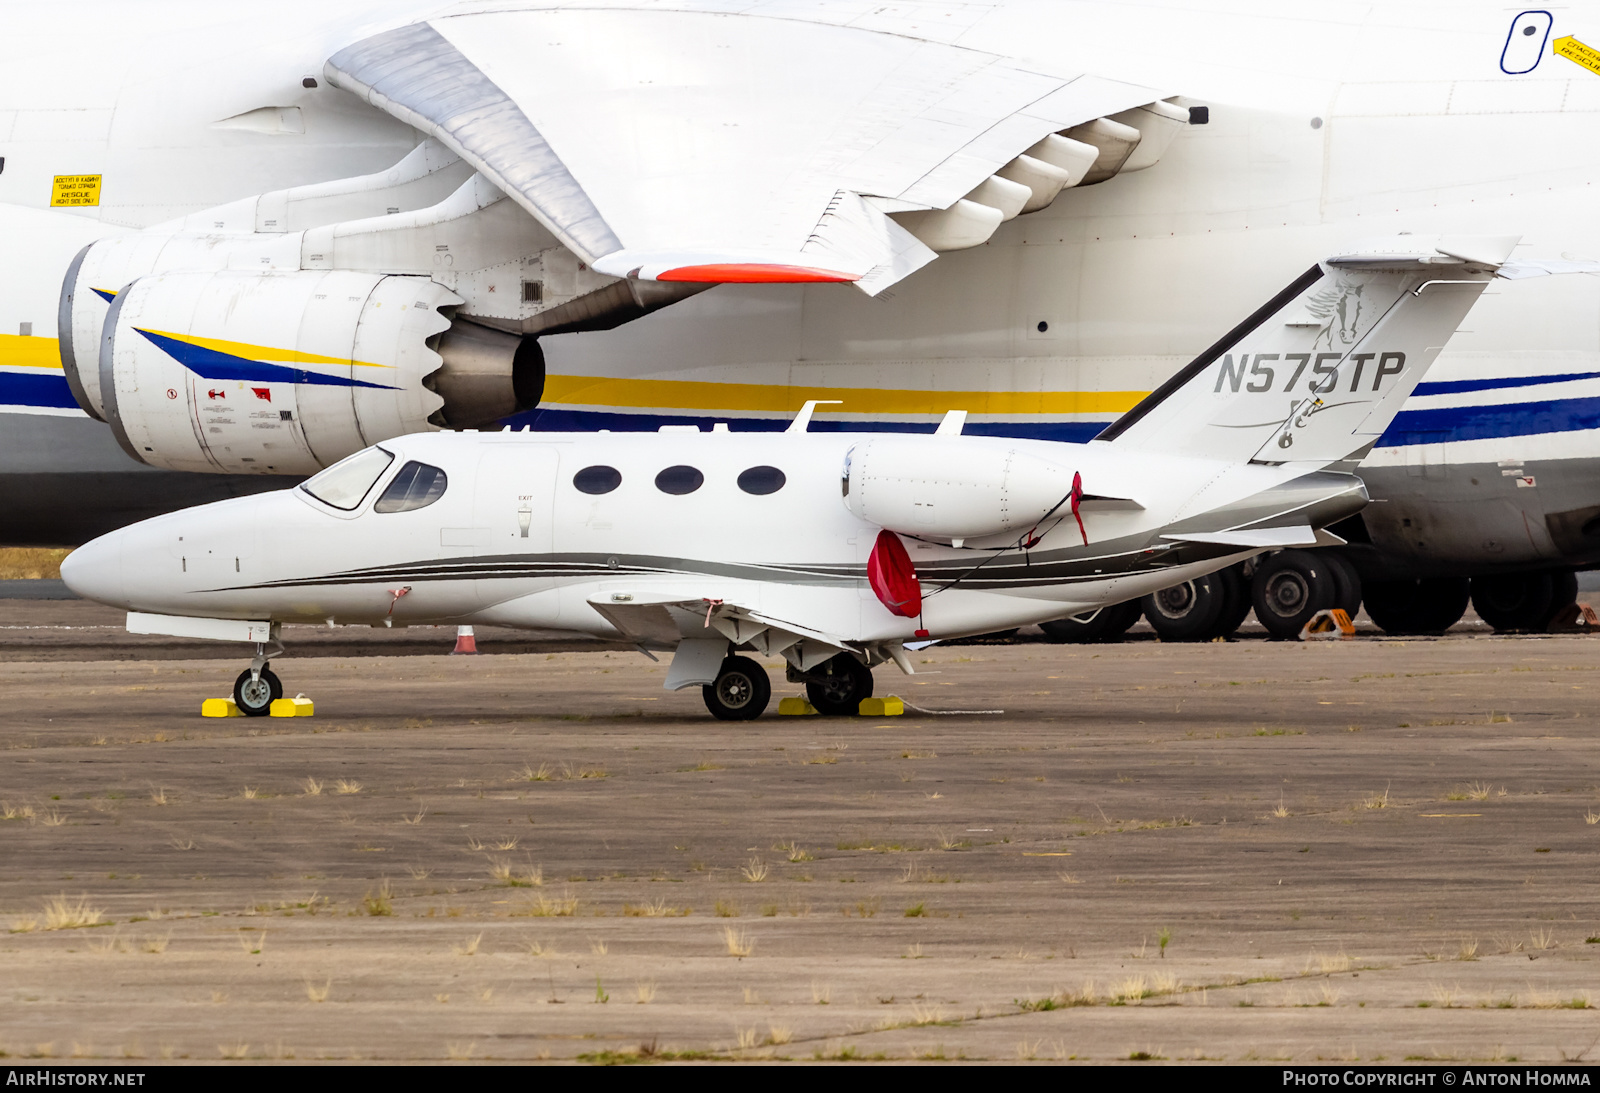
587, 592, 853, 667
326, 6, 1183, 295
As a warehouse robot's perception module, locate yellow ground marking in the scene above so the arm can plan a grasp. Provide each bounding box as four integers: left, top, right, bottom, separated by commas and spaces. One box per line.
0, 335, 62, 370
1555, 35, 1600, 76
51, 174, 101, 208
135, 329, 392, 370
541, 374, 1147, 416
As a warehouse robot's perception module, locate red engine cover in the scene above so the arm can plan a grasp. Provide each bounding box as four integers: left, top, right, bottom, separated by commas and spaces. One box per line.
867, 529, 922, 618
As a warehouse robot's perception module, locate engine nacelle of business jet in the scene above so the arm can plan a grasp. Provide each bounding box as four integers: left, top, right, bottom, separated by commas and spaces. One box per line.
86, 269, 541, 476
841, 438, 1077, 542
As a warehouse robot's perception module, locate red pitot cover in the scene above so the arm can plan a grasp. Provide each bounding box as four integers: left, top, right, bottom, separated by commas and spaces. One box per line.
867, 529, 922, 618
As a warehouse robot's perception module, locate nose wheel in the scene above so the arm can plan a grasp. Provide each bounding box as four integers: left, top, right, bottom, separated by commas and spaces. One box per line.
233, 664, 283, 717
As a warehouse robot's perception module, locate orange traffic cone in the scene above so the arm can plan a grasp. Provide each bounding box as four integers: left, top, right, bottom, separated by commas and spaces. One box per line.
452, 625, 478, 655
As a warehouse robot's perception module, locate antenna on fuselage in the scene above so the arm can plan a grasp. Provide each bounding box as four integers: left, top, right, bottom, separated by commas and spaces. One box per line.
786, 400, 843, 434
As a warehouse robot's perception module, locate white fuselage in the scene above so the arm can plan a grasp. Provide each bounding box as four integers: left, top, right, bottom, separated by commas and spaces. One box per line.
61, 429, 1345, 644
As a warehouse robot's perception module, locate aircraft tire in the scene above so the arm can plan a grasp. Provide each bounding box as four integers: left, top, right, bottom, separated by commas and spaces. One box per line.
233, 666, 283, 717
1363, 577, 1470, 635
1211, 564, 1253, 639
1142, 574, 1227, 642
805, 654, 874, 716
702, 656, 772, 721
1548, 569, 1579, 626
1038, 599, 1142, 644
1250, 550, 1333, 640
1470, 570, 1557, 632
1322, 553, 1364, 620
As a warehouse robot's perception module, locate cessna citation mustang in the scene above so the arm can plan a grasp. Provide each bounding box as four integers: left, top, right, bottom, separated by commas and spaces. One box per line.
62, 237, 1588, 720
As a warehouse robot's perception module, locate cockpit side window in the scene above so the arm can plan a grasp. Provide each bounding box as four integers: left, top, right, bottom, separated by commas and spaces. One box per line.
299, 447, 395, 510
374, 461, 449, 513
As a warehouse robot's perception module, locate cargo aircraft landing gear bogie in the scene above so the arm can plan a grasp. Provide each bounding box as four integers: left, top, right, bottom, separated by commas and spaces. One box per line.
800, 654, 875, 717
233, 664, 283, 717
1363, 577, 1470, 635
1039, 599, 1142, 644
1470, 568, 1577, 632
702, 655, 772, 721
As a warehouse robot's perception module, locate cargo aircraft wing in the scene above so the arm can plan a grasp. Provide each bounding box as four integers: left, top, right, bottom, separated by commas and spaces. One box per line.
326, 4, 1186, 296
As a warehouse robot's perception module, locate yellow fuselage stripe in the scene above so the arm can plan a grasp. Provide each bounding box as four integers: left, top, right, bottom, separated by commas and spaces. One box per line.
541, 375, 1146, 416
0, 334, 63, 370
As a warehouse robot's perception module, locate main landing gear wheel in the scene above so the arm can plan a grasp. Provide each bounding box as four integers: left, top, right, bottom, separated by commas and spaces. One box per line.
1038, 599, 1142, 644
1363, 577, 1471, 635
1250, 550, 1334, 640
805, 654, 874, 717
702, 656, 772, 721
233, 665, 283, 717
1471, 569, 1575, 632
1212, 564, 1253, 639
1142, 573, 1227, 642
1322, 552, 1364, 621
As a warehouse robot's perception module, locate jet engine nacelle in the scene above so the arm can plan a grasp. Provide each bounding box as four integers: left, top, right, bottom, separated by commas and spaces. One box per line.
91, 268, 537, 475
842, 438, 1077, 542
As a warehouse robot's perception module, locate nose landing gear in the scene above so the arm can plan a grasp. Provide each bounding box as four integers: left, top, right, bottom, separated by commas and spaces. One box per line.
232, 641, 284, 717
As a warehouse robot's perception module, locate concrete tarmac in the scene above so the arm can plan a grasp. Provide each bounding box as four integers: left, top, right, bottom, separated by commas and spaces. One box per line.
3, 600, 1600, 1064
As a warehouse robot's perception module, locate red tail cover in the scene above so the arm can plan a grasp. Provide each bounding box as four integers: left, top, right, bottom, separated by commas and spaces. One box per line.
868, 529, 922, 618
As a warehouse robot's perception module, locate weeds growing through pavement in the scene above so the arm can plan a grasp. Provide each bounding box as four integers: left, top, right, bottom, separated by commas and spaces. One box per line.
304, 980, 331, 1003
334, 779, 362, 795
362, 881, 394, 916
301, 778, 322, 796
635, 981, 657, 1004
722, 926, 754, 957
454, 933, 482, 956
741, 858, 769, 883
42, 895, 104, 931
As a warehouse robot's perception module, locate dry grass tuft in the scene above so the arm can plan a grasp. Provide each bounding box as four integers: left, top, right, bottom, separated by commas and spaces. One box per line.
39, 809, 66, 827
334, 779, 362, 795
362, 881, 394, 917
740, 858, 770, 883
524, 893, 579, 917
1585, 809, 1600, 826
1530, 927, 1556, 951
518, 763, 553, 782
217, 1042, 249, 1060
403, 807, 426, 825
589, 938, 608, 956
453, 933, 482, 956
778, 840, 813, 863
1272, 795, 1290, 819
1457, 937, 1479, 961
300, 777, 323, 796
1363, 786, 1390, 810
635, 981, 657, 1004
1430, 983, 1460, 1009
241, 786, 261, 800
304, 979, 331, 1003
812, 981, 831, 1004
1112, 975, 1149, 1003
149, 787, 168, 806
444, 1041, 476, 1060
623, 899, 688, 918
722, 926, 754, 957
493, 836, 520, 851
42, 895, 105, 931
768, 1025, 792, 1045
142, 935, 169, 954
715, 899, 739, 917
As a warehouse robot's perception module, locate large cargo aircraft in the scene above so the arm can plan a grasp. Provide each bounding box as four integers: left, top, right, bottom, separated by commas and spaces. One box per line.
4, 1, 1599, 635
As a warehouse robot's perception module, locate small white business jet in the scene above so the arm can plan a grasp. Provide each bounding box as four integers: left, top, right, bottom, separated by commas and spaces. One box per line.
60, 236, 1578, 719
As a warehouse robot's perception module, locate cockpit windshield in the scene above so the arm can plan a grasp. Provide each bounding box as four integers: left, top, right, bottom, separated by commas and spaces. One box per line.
299, 447, 395, 511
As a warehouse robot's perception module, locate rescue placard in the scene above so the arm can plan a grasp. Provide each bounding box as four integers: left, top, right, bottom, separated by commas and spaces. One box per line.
51, 174, 101, 207
1554, 35, 1600, 76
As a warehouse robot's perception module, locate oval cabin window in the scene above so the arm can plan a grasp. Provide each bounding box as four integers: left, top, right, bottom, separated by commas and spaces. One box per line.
654, 465, 704, 495
737, 466, 786, 495
573, 465, 622, 495
374, 461, 448, 513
